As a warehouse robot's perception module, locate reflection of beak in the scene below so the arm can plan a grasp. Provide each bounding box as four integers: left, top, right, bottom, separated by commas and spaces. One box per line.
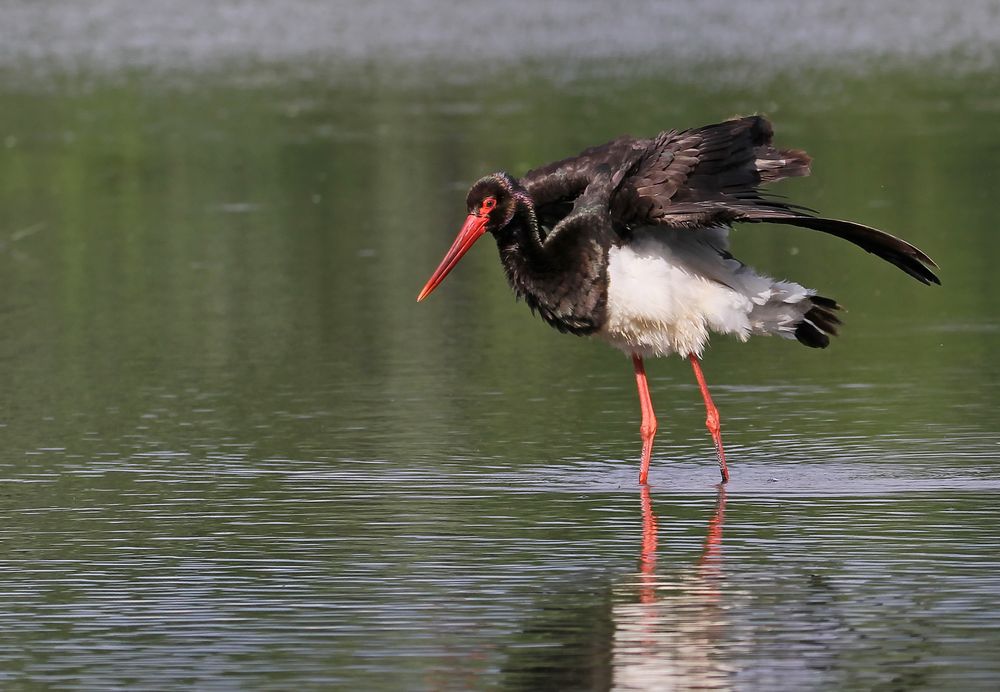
417, 214, 490, 301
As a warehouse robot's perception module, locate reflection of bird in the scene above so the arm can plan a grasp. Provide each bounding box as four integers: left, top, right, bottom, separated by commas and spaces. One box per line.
616, 485, 730, 688
418, 116, 939, 484
638, 484, 726, 605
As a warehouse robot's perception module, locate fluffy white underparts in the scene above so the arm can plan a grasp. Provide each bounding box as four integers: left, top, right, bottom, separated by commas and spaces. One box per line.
599, 227, 814, 358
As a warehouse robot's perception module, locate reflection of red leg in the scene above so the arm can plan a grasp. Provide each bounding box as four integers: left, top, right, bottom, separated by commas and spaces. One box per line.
689, 356, 729, 483
698, 484, 727, 603
639, 484, 658, 604
699, 484, 727, 569
632, 355, 658, 485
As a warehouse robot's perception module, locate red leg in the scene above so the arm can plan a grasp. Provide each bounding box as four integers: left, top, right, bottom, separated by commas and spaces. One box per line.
689, 355, 730, 483
632, 355, 658, 485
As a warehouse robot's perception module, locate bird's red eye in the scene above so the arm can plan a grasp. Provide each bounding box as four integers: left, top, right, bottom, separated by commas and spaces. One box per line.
479, 197, 497, 215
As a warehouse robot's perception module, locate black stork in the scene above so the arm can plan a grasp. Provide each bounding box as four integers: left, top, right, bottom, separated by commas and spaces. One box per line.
417, 115, 939, 484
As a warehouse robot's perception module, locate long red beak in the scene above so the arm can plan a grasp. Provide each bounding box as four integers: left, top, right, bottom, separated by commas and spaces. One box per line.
417, 214, 489, 301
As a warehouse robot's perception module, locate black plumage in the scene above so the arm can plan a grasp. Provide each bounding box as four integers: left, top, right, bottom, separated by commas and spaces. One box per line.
468, 171, 620, 335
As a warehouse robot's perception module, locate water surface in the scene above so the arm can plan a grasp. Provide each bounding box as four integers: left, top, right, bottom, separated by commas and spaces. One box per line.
1, 2, 999, 689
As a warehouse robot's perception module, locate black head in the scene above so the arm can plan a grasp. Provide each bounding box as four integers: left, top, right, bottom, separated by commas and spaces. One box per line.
464, 172, 522, 235
417, 171, 527, 301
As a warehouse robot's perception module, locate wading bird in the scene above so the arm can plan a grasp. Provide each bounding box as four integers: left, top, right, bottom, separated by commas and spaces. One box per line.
417, 116, 938, 484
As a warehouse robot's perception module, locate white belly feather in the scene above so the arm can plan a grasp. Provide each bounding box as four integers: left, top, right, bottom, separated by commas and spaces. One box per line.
598, 228, 814, 358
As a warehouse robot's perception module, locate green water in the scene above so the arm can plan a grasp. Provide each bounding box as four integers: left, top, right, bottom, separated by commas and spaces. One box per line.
1, 58, 999, 690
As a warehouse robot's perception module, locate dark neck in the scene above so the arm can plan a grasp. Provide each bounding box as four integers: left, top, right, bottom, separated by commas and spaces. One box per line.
494, 194, 546, 279
492, 195, 609, 336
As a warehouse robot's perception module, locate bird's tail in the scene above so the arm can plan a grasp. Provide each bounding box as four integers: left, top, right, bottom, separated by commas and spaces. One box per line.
744, 280, 841, 349
793, 295, 842, 348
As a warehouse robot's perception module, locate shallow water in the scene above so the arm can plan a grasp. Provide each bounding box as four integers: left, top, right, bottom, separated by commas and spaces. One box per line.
2, 2, 1000, 689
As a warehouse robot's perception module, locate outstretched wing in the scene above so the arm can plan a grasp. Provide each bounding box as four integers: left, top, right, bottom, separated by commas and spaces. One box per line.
518, 115, 938, 285
611, 115, 811, 226
613, 116, 940, 285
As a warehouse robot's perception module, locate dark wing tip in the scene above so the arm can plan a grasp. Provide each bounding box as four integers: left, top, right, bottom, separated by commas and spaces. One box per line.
747, 215, 941, 286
